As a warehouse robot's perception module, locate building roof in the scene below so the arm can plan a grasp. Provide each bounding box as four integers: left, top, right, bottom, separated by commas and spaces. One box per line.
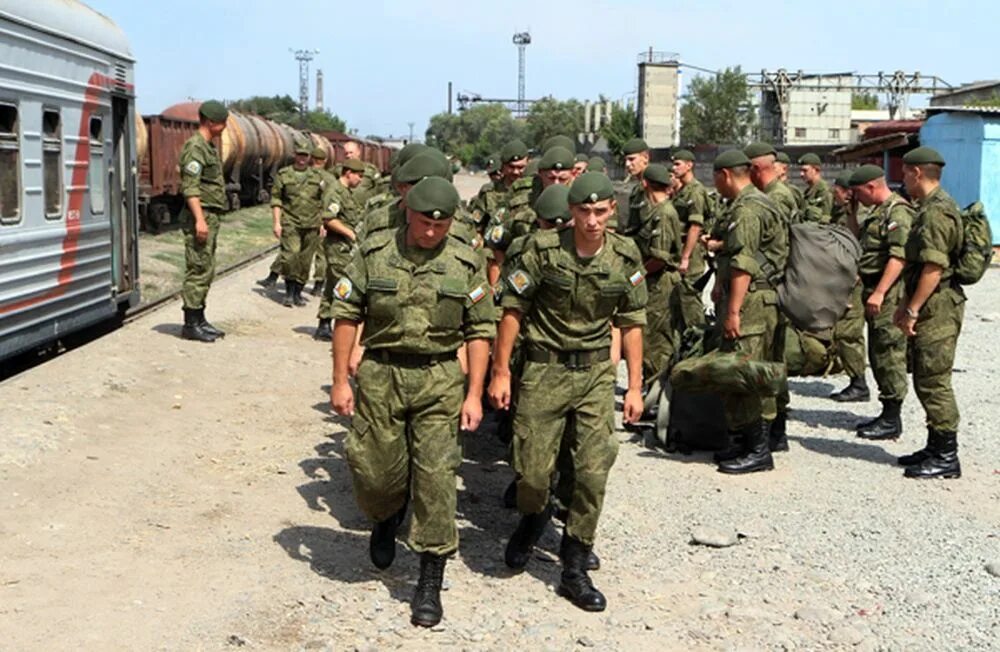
932, 80, 1000, 99
831, 131, 918, 162
925, 106, 1000, 116
0, 0, 132, 60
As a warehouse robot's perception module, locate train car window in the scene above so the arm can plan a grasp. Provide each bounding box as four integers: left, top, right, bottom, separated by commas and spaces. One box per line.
88, 116, 105, 214
0, 103, 20, 224
42, 109, 62, 219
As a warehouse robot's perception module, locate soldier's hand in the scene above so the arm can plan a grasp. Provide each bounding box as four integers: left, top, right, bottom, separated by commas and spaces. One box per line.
678, 256, 690, 275
273, 223, 282, 239
330, 381, 355, 416
622, 388, 643, 424
865, 291, 884, 317
460, 395, 483, 432
348, 346, 364, 377
724, 312, 741, 340
893, 307, 918, 337
488, 370, 512, 410
195, 218, 209, 243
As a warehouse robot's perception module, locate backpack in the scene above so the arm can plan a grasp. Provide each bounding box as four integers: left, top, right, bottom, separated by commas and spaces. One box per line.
776, 222, 861, 332
784, 327, 842, 377
953, 201, 993, 285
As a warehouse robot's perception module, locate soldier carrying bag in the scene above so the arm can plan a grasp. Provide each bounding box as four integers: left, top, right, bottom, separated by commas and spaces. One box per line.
953, 201, 993, 285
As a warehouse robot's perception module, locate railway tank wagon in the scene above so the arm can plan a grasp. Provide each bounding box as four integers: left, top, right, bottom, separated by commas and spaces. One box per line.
0, 0, 140, 363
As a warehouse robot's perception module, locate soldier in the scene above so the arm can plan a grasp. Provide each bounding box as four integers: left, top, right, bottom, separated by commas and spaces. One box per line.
706, 150, 787, 474
588, 156, 607, 175
744, 142, 795, 450
829, 170, 871, 402
847, 164, 912, 437
489, 172, 646, 612
618, 137, 650, 237
573, 153, 589, 179
340, 140, 382, 206
310, 147, 336, 296
671, 149, 710, 329
775, 151, 805, 210
268, 144, 327, 307
314, 158, 366, 340
468, 152, 503, 234
483, 140, 532, 286
798, 153, 834, 223
178, 100, 228, 343
893, 147, 966, 479
329, 177, 495, 627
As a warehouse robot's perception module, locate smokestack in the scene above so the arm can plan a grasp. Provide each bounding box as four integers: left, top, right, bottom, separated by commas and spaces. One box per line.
448, 81, 453, 114
316, 69, 324, 112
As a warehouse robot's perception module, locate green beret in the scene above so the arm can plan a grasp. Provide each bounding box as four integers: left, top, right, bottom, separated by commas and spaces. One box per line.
539, 146, 575, 171
902, 146, 946, 167
713, 149, 751, 171
834, 169, 855, 189
500, 139, 529, 163
775, 151, 791, 165
568, 171, 615, 204
198, 100, 228, 123
671, 149, 695, 162
395, 152, 450, 184
393, 143, 430, 170
798, 153, 822, 166
534, 184, 571, 225
524, 159, 539, 177
587, 156, 607, 173
294, 142, 312, 155
542, 135, 576, 154
406, 177, 460, 219
485, 153, 501, 173
643, 163, 672, 186
743, 142, 777, 159
311, 146, 328, 159
575, 153, 589, 163
848, 164, 885, 187
622, 137, 649, 155
341, 158, 366, 173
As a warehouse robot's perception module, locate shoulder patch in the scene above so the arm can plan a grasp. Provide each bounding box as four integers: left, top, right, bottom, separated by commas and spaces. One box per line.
629, 270, 645, 286
468, 284, 487, 304
508, 269, 533, 295
328, 201, 341, 215
185, 160, 202, 175
333, 277, 353, 300
487, 224, 505, 244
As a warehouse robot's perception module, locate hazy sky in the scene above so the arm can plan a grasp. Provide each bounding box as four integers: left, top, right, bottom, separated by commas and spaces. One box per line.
88, 0, 996, 138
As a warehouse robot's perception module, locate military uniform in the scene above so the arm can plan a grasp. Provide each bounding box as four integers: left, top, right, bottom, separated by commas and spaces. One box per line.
830, 189, 870, 399
179, 131, 226, 311
270, 163, 327, 290
672, 176, 711, 329
335, 160, 381, 206
801, 178, 834, 223
760, 175, 795, 436
311, 165, 339, 292
317, 178, 362, 323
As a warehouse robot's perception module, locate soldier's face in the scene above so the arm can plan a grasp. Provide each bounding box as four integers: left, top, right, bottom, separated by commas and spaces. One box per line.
749, 156, 775, 190
312, 158, 326, 168
540, 168, 573, 187
344, 143, 361, 159
406, 210, 452, 249
902, 165, 919, 196
833, 186, 851, 206
672, 159, 692, 179
801, 165, 820, 184
624, 152, 648, 177
294, 153, 310, 169
502, 158, 527, 183
344, 170, 363, 189
207, 120, 227, 137
713, 169, 736, 198
572, 162, 588, 178
570, 199, 614, 242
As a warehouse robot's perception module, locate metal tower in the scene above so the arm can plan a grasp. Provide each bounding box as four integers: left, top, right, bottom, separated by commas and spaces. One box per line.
315, 69, 324, 112
290, 48, 319, 115
512, 32, 531, 116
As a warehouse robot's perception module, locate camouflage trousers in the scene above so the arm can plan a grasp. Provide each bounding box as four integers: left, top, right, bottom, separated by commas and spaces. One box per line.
344, 355, 464, 556
513, 360, 618, 545
909, 286, 965, 431
834, 283, 867, 379
282, 225, 320, 285
181, 210, 220, 310
716, 289, 780, 428
317, 236, 355, 320
643, 270, 681, 383
675, 264, 707, 331
864, 282, 908, 402
773, 313, 790, 415
312, 242, 327, 283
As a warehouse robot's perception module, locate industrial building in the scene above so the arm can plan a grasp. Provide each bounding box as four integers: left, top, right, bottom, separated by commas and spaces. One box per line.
636, 52, 680, 148
929, 81, 1000, 107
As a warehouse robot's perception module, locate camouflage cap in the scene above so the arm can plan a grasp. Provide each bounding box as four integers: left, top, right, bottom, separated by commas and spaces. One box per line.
541, 134, 576, 154
341, 158, 366, 173
395, 152, 451, 184
406, 176, 460, 219
587, 156, 607, 172
311, 146, 328, 159
622, 137, 649, 155
713, 149, 752, 171
568, 171, 615, 204
848, 164, 885, 187
902, 146, 946, 166
643, 163, 672, 186
294, 142, 312, 155
198, 100, 228, 123
534, 184, 572, 225
743, 142, 777, 159
833, 169, 855, 189
501, 139, 529, 163
671, 149, 695, 162
798, 152, 822, 166
775, 151, 792, 165
538, 146, 575, 171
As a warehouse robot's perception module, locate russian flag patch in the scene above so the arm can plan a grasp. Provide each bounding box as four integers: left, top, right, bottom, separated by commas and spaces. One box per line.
469, 285, 487, 304
629, 270, 644, 286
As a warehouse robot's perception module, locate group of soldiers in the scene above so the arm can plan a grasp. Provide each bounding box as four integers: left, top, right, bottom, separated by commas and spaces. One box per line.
175, 100, 968, 629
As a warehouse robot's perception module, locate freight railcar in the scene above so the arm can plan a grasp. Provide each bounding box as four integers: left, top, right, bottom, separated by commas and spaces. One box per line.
0, 0, 140, 363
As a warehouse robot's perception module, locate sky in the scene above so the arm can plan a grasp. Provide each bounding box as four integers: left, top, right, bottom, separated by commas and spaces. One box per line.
87, 0, 999, 139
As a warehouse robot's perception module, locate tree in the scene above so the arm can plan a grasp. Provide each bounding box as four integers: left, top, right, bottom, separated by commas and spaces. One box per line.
425, 103, 524, 166
679, 67, 755, 145
524, 97, 584, 150
303, 110, 346, 134
852, 92, 880, 110
968, 92, 1000, 107
227, 95, 347, 133
600, 102, 639, 158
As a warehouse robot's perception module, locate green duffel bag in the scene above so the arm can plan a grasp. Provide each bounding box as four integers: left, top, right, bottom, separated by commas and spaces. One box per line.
784, 327, 842, 377
669, 349, 787, 397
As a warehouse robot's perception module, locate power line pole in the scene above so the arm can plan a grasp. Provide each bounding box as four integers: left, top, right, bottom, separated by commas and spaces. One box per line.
512, 32, 531, 117
407, 122, 415, 143
290, 48, 320, 115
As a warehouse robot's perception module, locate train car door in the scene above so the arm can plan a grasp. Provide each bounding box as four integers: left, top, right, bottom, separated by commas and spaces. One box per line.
109, 94, 136, 299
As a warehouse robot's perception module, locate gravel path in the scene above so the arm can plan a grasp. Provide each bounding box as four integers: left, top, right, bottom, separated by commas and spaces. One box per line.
1, 190, 998, 649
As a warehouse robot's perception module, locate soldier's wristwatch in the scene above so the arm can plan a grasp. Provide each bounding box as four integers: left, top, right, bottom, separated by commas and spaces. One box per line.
905, 307, 920, 319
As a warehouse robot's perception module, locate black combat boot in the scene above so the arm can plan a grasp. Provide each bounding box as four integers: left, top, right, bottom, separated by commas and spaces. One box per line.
283, 280, 296, 307
717, 420, 774, 474
557, 534, 607, 612
504, 507, 551, 570
768, 412, 789, 452
314, 318, 332, 341
369, 505, 405, 569
181, 308, 217, 343
713, 429, 747, 463
257, 271, 279, 288
293, 282, 308, 306
410, 553, 446, 628
310, 279, 323, 296
831, 376, 870, 403
199, 306, 225, 338
898, 429, 933, 466
559, 528, 601, 571
857, 399, 902, 440
904, 430, 961, 479
502, 479, 517, 509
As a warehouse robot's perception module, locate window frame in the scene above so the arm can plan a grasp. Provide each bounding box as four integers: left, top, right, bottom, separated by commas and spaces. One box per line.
42, 107, 63, 220
0, 101, 21, 225
794, 127, 807, 139
88, 115, 106, 215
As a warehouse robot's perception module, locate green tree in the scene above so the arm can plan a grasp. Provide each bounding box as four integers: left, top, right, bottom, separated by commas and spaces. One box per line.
524, 97, 584, 150
303, 110, 346, 133
228, 95, 346, 132
852, 92, 880, 110
600, 103, 639, 158
425, 103, 523, 166
679, 67, 755, 145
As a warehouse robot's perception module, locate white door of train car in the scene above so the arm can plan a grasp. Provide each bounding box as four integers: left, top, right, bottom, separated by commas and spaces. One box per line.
0, 0, 139, 363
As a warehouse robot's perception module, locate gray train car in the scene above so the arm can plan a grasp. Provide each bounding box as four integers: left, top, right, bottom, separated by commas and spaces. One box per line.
0, 0, 139, 363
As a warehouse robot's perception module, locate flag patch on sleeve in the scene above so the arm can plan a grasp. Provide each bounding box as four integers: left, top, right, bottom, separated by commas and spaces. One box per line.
469, 285, 487, 304
629, 270, 645, 286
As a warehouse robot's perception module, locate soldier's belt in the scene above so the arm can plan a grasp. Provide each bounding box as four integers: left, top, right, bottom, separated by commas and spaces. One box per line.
525, 346, 611, 369
364, 349, 457, 367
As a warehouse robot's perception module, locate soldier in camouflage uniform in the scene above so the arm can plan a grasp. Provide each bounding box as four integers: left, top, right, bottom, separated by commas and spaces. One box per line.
829, 170, 870, 402
617, 137, 651, 238
178, 100, 229, 343
894, 147, 966, 479
337, 140, 382, 207
797, 153, 834, 223
489, 172, 646, 612
707, 150, 788, 474
847, 164, 913, 439
467, 152, 503, 234
482, 140, 533, 284
775, 151, 805, 212
330, 177, 495, 627
309, 147, 337, 296
314, 158, 365, 340
671, 149, 710, 330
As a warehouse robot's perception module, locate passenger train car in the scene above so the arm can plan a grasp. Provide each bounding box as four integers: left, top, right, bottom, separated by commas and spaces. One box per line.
0, 0, 139, 364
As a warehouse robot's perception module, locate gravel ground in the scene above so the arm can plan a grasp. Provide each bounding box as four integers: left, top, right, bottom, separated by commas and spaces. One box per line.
1, 185, 999, 649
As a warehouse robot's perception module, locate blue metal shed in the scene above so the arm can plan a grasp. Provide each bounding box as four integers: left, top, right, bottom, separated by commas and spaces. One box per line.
921, 107, 1000, 243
